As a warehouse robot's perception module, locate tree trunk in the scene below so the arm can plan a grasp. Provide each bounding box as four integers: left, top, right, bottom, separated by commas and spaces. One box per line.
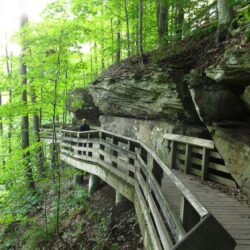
20, 13, 36, 190
217, 0, 234, 42
31, 86, 45, 177
124, 0, 131, 59
6, 46, 13, 153
157, 0, 169, 46
110, 18, 114, 64
116, 18, 121, 63
90, 46, 93, 80
175, 0, 184, 41
63, 68, 68, 126
94, 42, 98, 77
138, 0, 143, 57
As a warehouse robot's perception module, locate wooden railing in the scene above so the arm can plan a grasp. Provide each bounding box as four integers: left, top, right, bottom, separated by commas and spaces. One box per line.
186, 0, 250, 34
164, 134, 237, 188
188, 1, 218, 30
59, 129, 235, 250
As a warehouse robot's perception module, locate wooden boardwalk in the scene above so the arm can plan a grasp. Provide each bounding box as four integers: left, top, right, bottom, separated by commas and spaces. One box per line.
44, 128, 246, 249
162, 170, 250, 250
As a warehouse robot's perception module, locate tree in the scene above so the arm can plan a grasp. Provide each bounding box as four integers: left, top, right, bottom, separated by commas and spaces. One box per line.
138, 0, 143, 57
124, 0, 131, 59
30, 85, 45, 178
217, 0, 235, 42
175, 0, 184, 41
116, 1, 121, 64
20, 13, 36, 191
157, 0, 169, 46
4, 34, 13, 153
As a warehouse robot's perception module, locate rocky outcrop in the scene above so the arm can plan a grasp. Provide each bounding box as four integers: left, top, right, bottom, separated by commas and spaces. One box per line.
68, 46, 250, 198
205, 49, 250, 88
188, 75, 248, 123
189, 49, 250, 197
209, 123, 250, 197
68, 63, 200, 124
67, 88, 100, 125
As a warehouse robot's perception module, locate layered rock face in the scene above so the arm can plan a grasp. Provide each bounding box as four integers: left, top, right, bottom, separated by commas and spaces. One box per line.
68, 63, 200, 123
189, 49, 250, 197
68, 48, 250, 198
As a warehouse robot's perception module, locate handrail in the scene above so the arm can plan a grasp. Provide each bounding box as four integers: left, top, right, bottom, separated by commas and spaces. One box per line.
164, 133, 237, 188
186, 0, 249, 34
58, 129, 235, 250
188, 1, 217, 28
164, 134, 214, 149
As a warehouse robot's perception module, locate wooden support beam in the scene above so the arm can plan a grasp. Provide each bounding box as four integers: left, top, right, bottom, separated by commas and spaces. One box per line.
201, 147, 209, 181
180, 196, 200, 232
184, 144, 191, 174
88, 174, 101, 194
170, 141, 176, 169
115, 190, 125, 205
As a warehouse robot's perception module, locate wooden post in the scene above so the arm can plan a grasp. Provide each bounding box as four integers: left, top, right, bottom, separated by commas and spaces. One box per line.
115, 190, 125, 205
148, 154, 153, 172
184, 144, 191, 174
170, 141, 176, 169
180, 196, 200, 232
201, 147, 209, 181
88, 174, 101, 194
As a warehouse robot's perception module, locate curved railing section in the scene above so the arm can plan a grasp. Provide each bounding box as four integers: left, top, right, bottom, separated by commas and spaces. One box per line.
59, 129, 235, 250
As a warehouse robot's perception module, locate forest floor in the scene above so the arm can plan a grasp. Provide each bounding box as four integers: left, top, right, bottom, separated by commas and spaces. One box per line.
0, 168, 143, 250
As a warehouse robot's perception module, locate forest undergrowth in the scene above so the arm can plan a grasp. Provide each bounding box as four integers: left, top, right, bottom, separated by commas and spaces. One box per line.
0, 167, 142, 250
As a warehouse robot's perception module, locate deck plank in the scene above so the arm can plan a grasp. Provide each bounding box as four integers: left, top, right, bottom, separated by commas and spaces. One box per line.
162, 170, 250, 250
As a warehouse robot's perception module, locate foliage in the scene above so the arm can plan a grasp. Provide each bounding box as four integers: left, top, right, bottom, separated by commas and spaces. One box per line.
0, 0, 247, 248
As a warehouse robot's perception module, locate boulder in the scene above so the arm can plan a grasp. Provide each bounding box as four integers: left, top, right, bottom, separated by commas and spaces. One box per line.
188, 76, 248, 123
209, 123, 250, 198
205, 49, 250, 88
67, 88, 100, 125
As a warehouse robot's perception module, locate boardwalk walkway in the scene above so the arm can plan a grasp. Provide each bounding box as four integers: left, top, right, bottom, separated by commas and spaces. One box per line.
43, 128, 249, 249
162, 170, 250, 250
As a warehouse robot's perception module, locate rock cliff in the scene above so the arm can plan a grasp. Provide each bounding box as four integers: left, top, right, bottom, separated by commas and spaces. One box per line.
67, 36, 250, 198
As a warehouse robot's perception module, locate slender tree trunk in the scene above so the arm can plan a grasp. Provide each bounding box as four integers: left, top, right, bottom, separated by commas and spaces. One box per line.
31, 86, 45, 177
101, 4, 105, 70
138, 0, 143, 57
90, 46, 93, 80
39, 86, 43, 128
50, 32, 63, 236
217, 0, 234, 42
175, 0, 184, 41
170, 4, 175, 43
5, 38, 13, 153
20, 13, 35, 191
110, 18, 114, 64
124, 0, 131, 59
116, 9, 121, 64
157, 0, 169, 46
94, 42, 98, 77
63, 68, 68, 126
